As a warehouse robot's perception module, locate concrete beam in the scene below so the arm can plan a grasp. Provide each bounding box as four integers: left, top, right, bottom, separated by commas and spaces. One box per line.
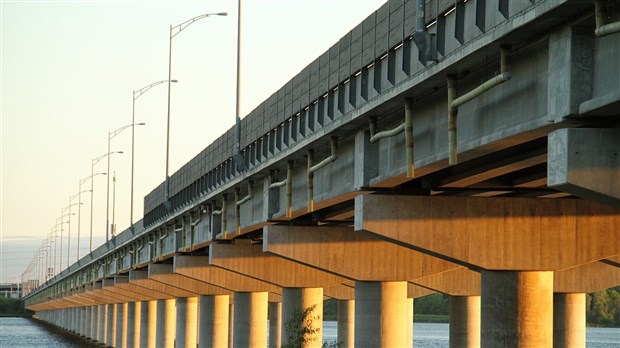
548, 128, 620, 208
148, 263, 231, 296
555, 259, 620, 293
102, 277, 158, 302
174, 255, 279, 293
129, 270, 198, 298
113, 276, 171, 300
413, 267, 481, 296
356, 195, 620, 270
264, 225, 462, 281
209, 243, 355, 299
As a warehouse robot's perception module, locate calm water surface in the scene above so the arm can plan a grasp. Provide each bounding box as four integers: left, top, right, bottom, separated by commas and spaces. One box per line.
0, 317, 98, 347
321, 322, 619, 347
2, 317, 618, 347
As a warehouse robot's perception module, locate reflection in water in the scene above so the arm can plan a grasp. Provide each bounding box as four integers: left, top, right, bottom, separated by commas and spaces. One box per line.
2, 317, 618, 347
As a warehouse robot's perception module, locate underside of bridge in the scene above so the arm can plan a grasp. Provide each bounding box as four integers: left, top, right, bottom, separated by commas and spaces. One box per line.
24, 0, 620, 347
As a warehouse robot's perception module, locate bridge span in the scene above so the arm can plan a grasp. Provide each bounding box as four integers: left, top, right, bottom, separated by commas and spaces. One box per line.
23, 0, 620, 347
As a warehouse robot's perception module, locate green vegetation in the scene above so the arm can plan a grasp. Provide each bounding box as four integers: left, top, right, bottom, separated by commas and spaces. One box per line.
586, 286, 620, 327
0, 297, 32, 317
414, 314, 450, 323
284, 304, 340, 348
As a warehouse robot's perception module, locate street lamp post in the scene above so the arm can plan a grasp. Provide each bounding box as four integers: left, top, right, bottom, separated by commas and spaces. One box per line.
131, 79, 177, 231
78, 173, 104, 260
67, 193, 86, 267
59, 207, 76, 271
165, 11, 227, 202
106, 123, 145, 241
91, 153, 120, 252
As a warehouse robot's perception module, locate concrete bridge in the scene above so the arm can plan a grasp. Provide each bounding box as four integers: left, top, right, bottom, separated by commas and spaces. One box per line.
23, 0, 620, 347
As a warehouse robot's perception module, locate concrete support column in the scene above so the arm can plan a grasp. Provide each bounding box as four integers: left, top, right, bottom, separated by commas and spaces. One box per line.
85, 306, 91, 338
127, 302, 141, 348
199, 294, 230, 348
281, 287, 323, 347
337, 300, 355, 348
91, 305, 97, 341
269, 302, 282, 348
156, 299, 176, 348
141, 300, 157, 348
233, 292, 268, 348
407, 298, 413, 348
116, 302, 128, 348
354, 281, 408, 348
449, 296, 481, 348
107, 303, 117, 347
70, 308, 74, 332
229, 303, 234, 348
553, 293, 586, 348
481, 271, 553, 348
98, 304, 106, 344
176, 297, 198, 348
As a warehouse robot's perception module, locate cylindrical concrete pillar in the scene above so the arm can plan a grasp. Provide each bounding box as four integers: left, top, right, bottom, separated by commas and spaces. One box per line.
233, 292, 268, 348
141, 300, 157, 348
90, 305, 97, 341
98, 304, 106, 344
281, 287, 323, 348
176, 297, 198, 348
354, 281, 408, 348
127, 301, 141, 348
107, 303, 117, 347
199, 294, 230, 348
229, 303, 234, 348
269, 302, 282, 348
69, 307, 74, 332
85, 306, 92, 338
450, 296, 481, 348
116, 302, 128, 348
553, 293, 585, 348
156, 299, 176, 348
407, 298, 413, 348
337, 300, 355, 348
481, 271, 553, 348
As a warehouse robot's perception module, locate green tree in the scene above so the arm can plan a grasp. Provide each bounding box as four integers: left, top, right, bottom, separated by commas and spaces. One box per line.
586, 287, 620, 327
283, 304, 340, 348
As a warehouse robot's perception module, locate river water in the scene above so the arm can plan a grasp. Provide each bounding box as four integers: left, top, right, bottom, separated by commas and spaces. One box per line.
1, 317, 618, 347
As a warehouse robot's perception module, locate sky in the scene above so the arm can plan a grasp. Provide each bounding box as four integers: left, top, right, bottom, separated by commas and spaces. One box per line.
0, 0, 386, 284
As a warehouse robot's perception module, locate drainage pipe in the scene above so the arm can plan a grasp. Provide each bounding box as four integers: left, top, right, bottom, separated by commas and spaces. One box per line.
286, 160, 293, 218
235, 181, 253, 233
594, 0, 620, 36
448, 47, 512, 164
405, 98, 415, 178
211, 195, 227, 237
268, 161, 293, 217
369, 120, 405, 143
307, 137, 338, 212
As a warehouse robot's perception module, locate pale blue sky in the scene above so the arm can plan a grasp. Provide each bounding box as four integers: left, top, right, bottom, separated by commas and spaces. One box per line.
1, 0, 386, 283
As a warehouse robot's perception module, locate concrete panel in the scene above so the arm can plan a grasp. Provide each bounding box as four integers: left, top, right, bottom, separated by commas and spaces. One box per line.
147, 263, 231, 296
128, 270, 197, 298
356, 195, 620, 270
548, 128, 620, 208
174, 255, 279, 293
263, 225, 460, 281
209, 243, 354, 298
554, 260, 620, 293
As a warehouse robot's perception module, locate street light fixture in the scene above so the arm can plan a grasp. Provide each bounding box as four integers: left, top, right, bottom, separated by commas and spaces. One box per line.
165, 11, 227, 202
106, 123, 145, 241
131, 79, 177, 230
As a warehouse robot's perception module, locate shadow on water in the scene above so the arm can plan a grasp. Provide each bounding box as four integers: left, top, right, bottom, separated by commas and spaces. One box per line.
0, 317, 100, 347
